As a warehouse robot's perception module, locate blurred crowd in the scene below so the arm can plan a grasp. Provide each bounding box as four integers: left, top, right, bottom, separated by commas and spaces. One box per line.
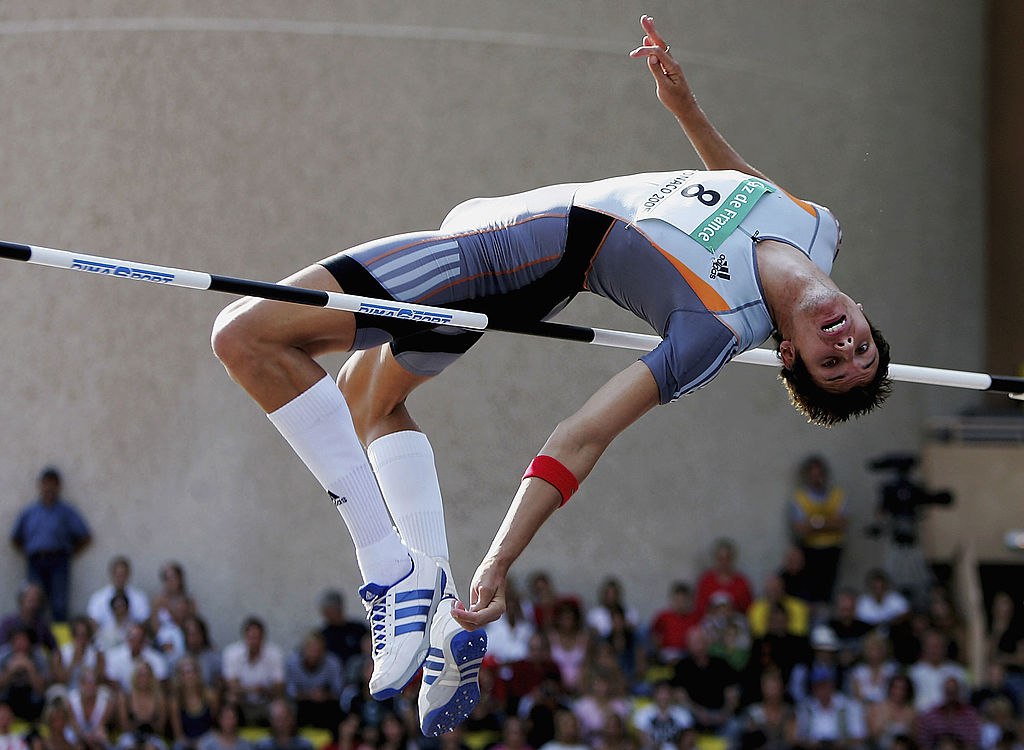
3, 462, 1022, 750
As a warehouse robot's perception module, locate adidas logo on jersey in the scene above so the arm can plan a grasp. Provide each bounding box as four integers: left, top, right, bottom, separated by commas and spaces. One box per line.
328, 490, 348, 506
710, 254, 731, 280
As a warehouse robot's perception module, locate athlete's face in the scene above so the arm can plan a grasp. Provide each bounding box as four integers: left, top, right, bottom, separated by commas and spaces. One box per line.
779, 291, 878, 392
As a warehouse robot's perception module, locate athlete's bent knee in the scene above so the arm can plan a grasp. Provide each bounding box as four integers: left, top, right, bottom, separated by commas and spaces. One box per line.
210, 306, 260, 374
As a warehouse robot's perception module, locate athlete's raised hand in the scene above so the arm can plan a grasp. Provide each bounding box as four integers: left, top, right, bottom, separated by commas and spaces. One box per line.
629, 14, 696, 120
629, 14, 769, 181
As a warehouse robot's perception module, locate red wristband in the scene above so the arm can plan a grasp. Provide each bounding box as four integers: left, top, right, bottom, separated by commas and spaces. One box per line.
523, 455, 579, 507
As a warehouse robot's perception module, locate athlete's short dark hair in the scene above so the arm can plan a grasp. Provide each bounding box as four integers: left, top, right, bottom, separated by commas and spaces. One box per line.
775, 321, 892, 428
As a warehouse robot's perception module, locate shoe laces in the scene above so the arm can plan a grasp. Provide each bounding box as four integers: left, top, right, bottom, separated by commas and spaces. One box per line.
367, 596, 389, 656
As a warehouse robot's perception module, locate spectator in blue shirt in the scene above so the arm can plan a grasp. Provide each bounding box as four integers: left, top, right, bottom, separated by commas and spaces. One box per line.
285, 631, 344, 735
9, 467, 91, 621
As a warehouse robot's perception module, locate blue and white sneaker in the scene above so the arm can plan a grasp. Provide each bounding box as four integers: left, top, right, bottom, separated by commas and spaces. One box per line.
359, 550, 444, 700
418, 597, 488, 736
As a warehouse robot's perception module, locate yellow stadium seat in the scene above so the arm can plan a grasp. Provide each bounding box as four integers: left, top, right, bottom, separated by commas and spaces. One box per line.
464, 728, 501, 750
51, 621, 72, 648
696, 734, 728, 750
239, 726, 271, 743
298, 727, 332, 750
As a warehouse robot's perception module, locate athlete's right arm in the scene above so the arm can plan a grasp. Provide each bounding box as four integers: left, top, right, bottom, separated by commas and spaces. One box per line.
629, 15, 772, 183
451, 360, 660, 631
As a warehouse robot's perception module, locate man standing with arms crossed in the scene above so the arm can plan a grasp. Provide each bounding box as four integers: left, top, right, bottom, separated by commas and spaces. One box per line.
10, 467, 92, 623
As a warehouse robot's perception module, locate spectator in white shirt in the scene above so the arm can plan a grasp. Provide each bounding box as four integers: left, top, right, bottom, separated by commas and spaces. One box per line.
222, 616, 284, 727
908, 630, 969, 712
104, 622, 168, 692
855, 570, 909, 630
87, 556, 150, 629
485, 580, 535, 665
795, 666, 867, 750
632, 680, 694, 750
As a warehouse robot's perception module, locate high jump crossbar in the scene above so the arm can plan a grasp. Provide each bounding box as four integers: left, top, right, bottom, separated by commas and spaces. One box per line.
2, 239, 1022, 400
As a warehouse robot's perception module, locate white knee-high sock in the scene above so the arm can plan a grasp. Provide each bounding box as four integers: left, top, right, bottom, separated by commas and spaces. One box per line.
366, 430, 450, 561
266, 375, 409, 586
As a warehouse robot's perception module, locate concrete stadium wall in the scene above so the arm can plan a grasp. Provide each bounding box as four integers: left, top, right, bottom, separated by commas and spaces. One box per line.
0, 1, 985, 649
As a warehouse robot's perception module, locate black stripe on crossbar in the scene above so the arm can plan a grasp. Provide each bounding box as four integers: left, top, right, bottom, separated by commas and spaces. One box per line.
988, 375, 1024, 394
489, 320, 597, 343
209, 275, 330, 307
0, 241, 32, 261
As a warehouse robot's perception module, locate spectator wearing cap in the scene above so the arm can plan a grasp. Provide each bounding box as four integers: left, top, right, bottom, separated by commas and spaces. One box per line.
316, 590, 366, 672
9, 467, 91, 622
695, 539, 754, 617
794, 664, 867, 749
789, 625, 845, 705
701, 591, 751, 673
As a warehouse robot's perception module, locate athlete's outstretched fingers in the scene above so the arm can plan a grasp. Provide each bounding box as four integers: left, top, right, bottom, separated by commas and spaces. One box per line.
629, 43, 673, 68
632, 14, 676, 75
640, 14, 669, 51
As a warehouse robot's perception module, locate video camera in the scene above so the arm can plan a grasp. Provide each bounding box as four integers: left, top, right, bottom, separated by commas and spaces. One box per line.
864, 453, 953, 545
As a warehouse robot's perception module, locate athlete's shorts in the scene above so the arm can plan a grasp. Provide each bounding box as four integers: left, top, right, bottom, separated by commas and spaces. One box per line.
319, 186, 613, 376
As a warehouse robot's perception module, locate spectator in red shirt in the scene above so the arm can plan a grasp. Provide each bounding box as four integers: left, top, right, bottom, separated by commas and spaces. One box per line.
649, 582, 700, 665
523, 572, 581, 633
916, 676, 981, 750
695, 538, 754, 616
502, 632, 562, 716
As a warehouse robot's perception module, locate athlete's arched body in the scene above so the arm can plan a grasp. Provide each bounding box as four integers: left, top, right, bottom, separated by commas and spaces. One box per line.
211, 15, 889, 738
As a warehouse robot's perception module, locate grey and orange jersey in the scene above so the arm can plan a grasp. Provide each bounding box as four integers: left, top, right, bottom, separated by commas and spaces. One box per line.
574, 169, 841, 402
321, 169, 840, 400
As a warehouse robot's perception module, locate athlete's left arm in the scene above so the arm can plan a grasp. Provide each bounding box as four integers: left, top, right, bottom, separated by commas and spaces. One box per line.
451, 360, 660, 631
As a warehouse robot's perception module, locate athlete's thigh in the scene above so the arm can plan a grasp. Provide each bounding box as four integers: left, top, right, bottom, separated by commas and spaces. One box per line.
218, 264, 357, 357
